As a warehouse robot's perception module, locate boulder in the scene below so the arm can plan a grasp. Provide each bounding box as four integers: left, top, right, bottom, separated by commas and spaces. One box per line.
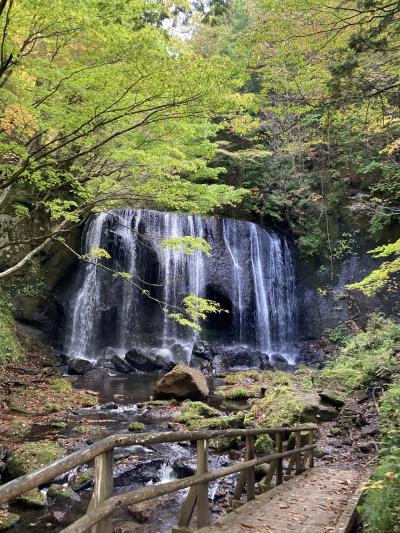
192, 341, 213, 361
127, 494, 175, 524
48, 484, 81, 504
0, 512, 20, 531
270, 353, 289, 370
67, 358, 94, 375
7, 441, 64, 479
153, 365, 209, 401
172, 459, 195, 478
125, 349, 172, 372
170, 343, 189, 364
111, 355, 135, 374
318, 389, 346, 408
14, 488, 47, 508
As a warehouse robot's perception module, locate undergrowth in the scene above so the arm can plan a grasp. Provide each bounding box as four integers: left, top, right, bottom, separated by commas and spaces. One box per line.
0, 292, 23, 365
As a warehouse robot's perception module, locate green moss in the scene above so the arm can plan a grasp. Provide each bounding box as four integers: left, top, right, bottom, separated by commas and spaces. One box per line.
128, 422, 146, 432
0, 511, 20, 531
209, 436, 240, 451
71, 470, 94, 491
79, 393, 98, 407
51, 421, 67, 429
215, 385, 262, 400
49, 378, 72, 394
142, 399, 178, 407
43, 401, 63, 413
175, 400, 220, 423
254, 434, 274, 453
245, 387, 303, 428
224, 370, 265, 384
7, 441, 64, 479
187, 413, 244, 431
15, 488, 47, 508
73, 424, 97, 434
0, 293, 23, 365
10, 420, 31, 436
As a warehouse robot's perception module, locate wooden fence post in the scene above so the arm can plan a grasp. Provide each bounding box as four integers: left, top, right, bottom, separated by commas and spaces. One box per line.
295, 432, 302, 475
90, 449, 114, 533
308, 430, 314, 469
196, 439, 209, 528
275, 431, 283, 486
246, 435, 255, 501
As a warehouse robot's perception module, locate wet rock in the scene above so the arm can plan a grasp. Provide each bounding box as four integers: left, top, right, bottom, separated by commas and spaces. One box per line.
192, 341, 213, 361
0, 512, 20, 531
153, 364, 209, 401
215, 346, 254, 368
314, 447, 331, 459
6, 441, 64, 479
51, 511, 67, 525
125, 349, 170, 372
361, 424, 378, 437
48, 484, 81, 504
114, 458, 164, 487
68, 358, 94, 375
318, 389, 346, 408
101, 402, 119, 410
14, 488, 47, 508
189, 356, 212, 373
170, 343, 189, 363
172, 459, 195, 478
70, 469, 94, 491
112, 355, 135, 374
127, 494, 175, 524
103, 347, 120, 360
270, 353, 289, 370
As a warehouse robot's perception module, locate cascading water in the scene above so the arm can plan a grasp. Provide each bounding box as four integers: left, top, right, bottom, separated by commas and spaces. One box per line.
64, 209, 297, 363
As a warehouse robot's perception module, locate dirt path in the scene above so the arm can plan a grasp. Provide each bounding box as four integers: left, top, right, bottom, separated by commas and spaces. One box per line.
198, 467, 364, 533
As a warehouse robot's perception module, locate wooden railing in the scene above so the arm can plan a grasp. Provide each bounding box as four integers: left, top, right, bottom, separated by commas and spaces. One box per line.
0, 425, 317, 533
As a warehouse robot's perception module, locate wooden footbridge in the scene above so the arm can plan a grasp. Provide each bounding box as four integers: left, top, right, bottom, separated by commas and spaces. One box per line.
0, 425, 363, 533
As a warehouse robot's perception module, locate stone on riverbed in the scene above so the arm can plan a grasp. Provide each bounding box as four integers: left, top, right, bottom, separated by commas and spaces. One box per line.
153, 364, 209, 401
67, 358, 94, 375
0, 511, 20, 531
6, 441, 64, 479
111, 355, 135, 374
14, 488, 47, 509
125, 349, 173, 372
48, 484, 81, 504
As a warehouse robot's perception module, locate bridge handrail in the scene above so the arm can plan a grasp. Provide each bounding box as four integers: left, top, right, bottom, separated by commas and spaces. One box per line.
0, 424, 318, 532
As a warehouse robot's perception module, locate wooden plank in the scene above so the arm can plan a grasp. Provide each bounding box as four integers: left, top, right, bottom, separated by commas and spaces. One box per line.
196, 439, 209, 528
246, 436, 255, 501
177, 486, 197, 528
90, 450, 113, 533
61, 444, 317, 533
275, 432, 283, 486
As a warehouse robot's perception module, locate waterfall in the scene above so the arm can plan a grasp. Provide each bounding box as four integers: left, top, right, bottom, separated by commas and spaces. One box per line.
65, 209, 297, 362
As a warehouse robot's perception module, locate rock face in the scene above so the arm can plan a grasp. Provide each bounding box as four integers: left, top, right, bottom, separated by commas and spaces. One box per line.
67, 358, 94, 375
153, 365, 209, 401
125, 349, 173, 372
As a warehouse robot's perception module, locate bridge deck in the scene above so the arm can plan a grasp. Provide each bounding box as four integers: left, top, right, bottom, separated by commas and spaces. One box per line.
198, 467, 362, 533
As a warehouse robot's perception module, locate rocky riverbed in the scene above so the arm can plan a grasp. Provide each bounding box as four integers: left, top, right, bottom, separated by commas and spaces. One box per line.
0, 353, 376, 533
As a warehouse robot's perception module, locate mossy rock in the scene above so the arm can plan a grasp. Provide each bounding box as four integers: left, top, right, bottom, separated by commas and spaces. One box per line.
7, 441, 64, 479
128, 422, 146, 432
141, 399, 178, 407
44, 401, 63, 413
209, 436, 240, 451
0, 511, 20, 531
215, 385, 262, 400
244, 386, 338, 428
175, 400, 220, 424
71, 470, 94, 491
254, 434, 274, 453
14, 488, 47, 509
187, 413, 244, 431
48, 484, 80, 503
